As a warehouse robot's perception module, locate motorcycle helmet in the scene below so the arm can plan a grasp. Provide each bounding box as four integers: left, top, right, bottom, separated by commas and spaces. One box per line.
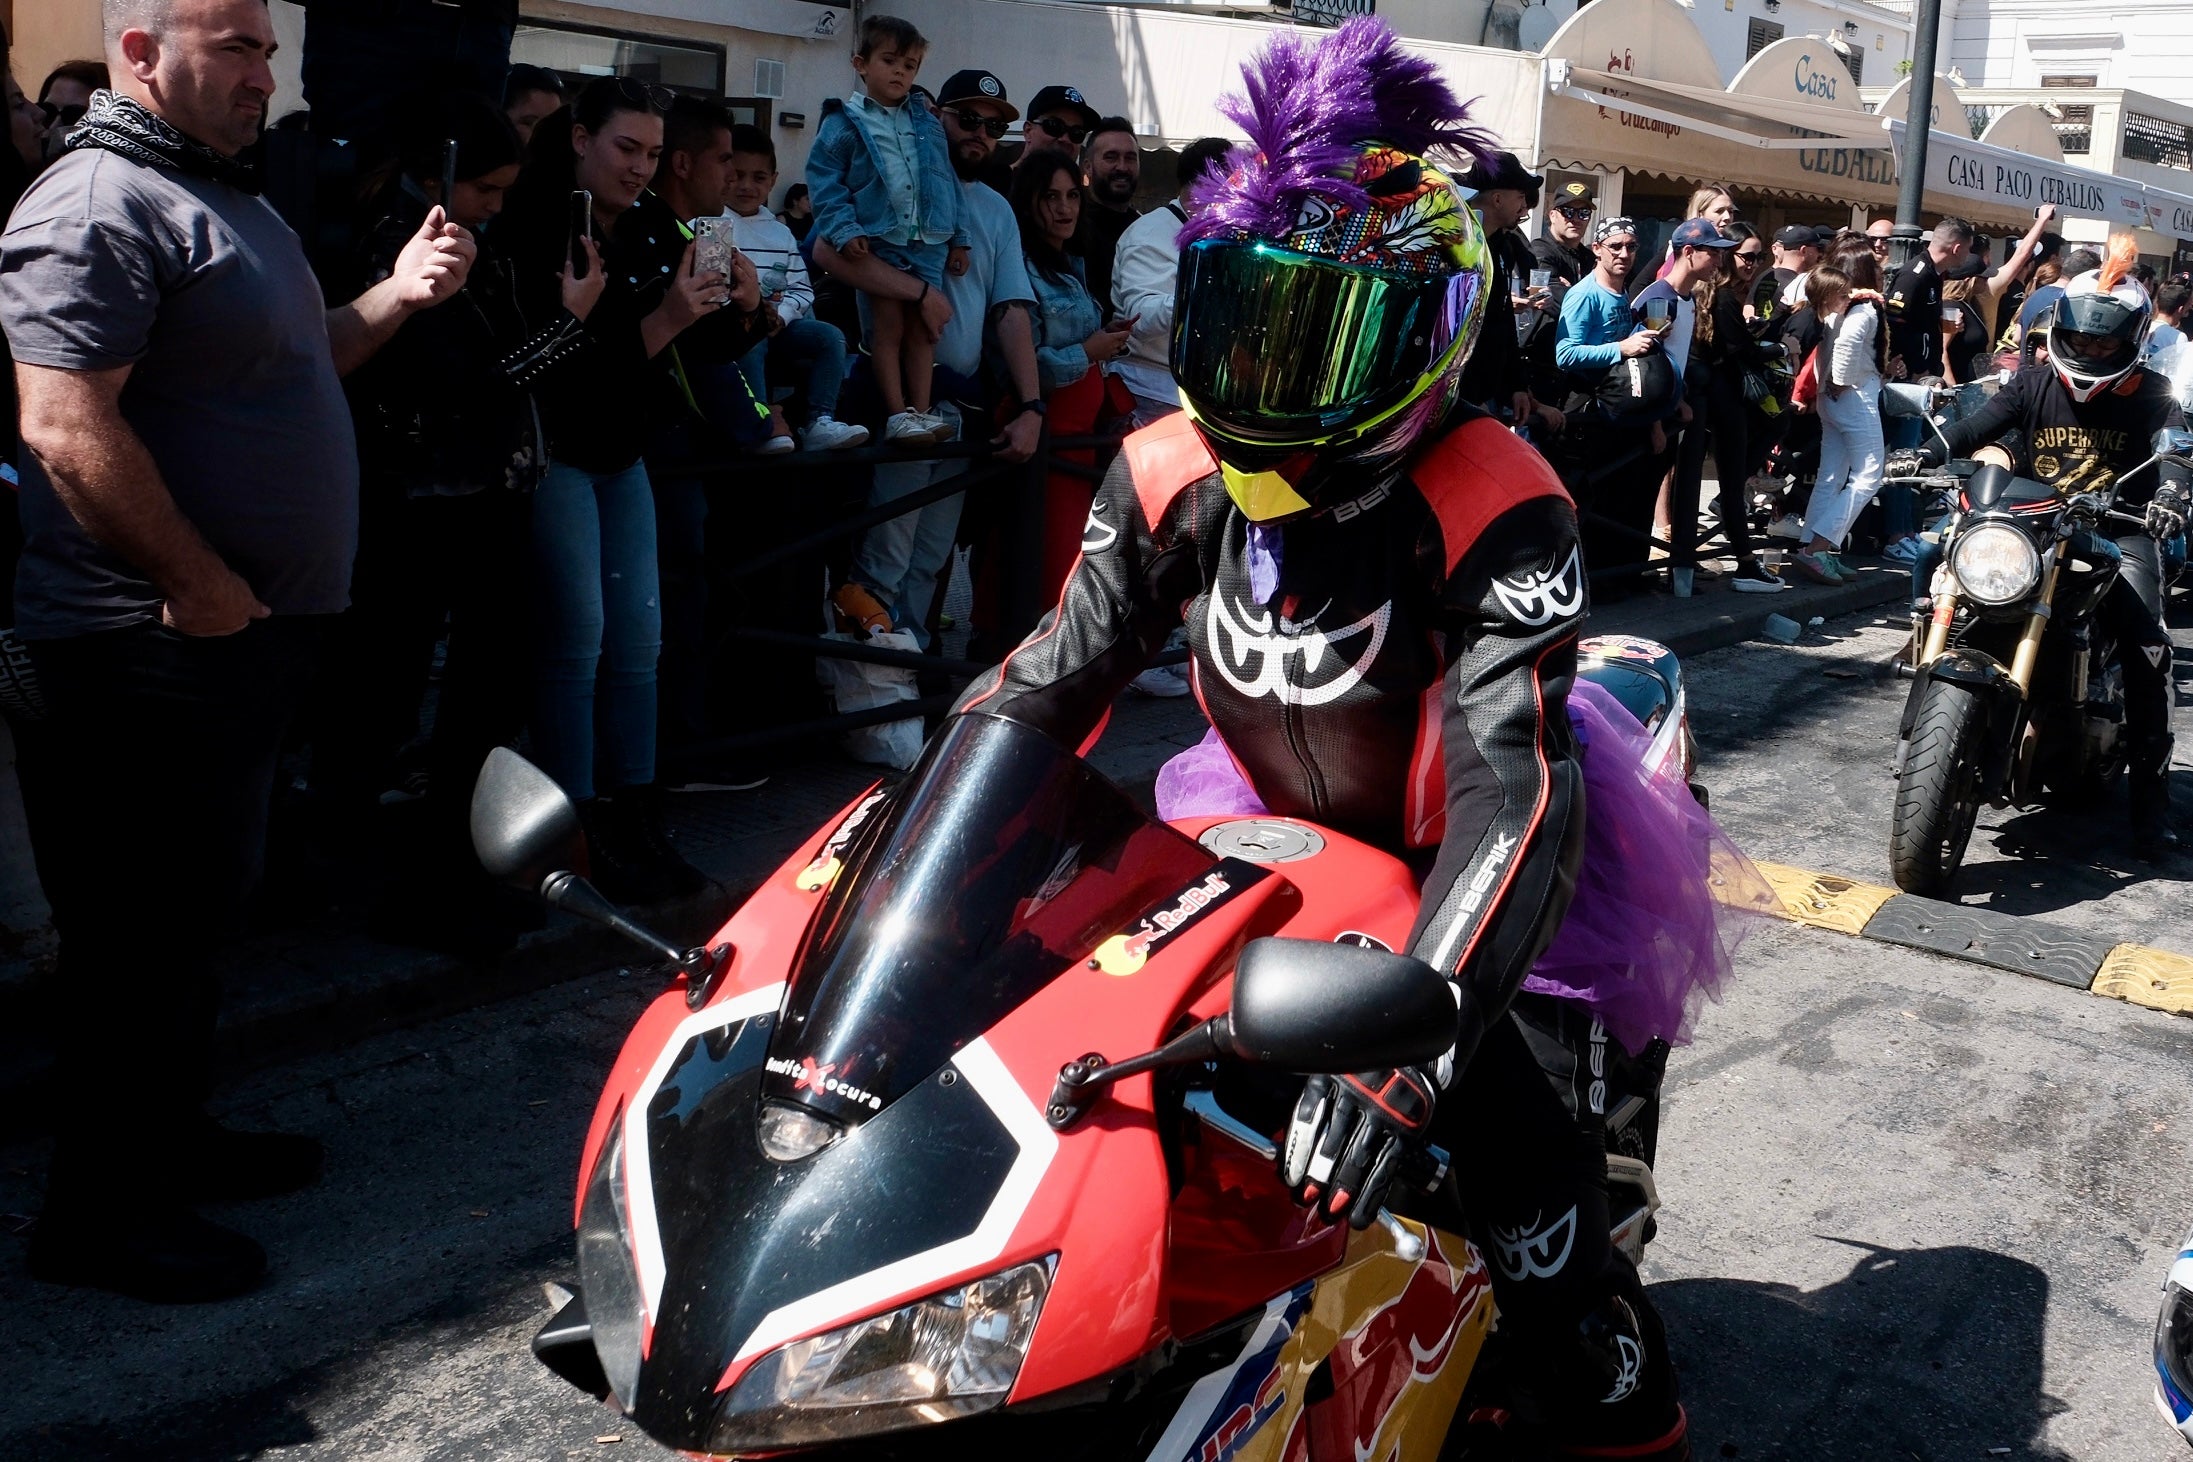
2160, 1224, 2193, 1446
2048, 235, 2152, 403
1173, 17, 1494, 522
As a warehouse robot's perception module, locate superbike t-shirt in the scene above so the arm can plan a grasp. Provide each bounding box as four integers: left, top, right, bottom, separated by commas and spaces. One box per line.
1940, 364, 2188, 507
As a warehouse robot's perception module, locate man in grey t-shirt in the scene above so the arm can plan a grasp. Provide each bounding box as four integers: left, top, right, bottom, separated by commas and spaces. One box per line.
0, 0, 471, 1304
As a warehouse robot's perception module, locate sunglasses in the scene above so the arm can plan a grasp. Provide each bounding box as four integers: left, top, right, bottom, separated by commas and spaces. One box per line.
950, 108, 1010, 139
1030, 115, 1091, 145
1601, 241, 1638, 253
608, 77, 675, 113
1555, 205, 1596, 219
1735, 250, 1767, 262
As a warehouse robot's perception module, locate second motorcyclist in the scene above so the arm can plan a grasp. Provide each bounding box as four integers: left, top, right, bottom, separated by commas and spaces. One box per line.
1916, 239, 2187, 855
954, 19, 1707, 1459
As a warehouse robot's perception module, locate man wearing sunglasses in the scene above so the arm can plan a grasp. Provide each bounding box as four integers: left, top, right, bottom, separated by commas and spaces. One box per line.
1554, 217, 1669, 584
1021, 83, 1099, 156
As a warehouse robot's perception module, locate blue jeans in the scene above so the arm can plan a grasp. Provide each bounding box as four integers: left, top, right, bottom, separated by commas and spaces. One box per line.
532, 459, 661, 799
852, 403, 967, 649
737, 318, 849, 421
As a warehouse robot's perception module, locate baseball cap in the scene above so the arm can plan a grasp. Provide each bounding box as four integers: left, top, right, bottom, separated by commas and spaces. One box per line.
1774, 224, 1828, 249
1025, 84, 1099, 129
936, 68, 1019, 120
1671, 217, 1737, 250
1551, 181, 1597, 212
1461, 150, 1543, 204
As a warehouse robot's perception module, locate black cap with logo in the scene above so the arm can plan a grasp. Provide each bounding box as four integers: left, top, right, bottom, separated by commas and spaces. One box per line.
936, 68, 1019, 121
1025, 84, 1100, 130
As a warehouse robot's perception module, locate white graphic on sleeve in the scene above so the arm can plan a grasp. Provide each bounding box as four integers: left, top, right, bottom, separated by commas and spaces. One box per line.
1602, 1333, 1643, 1403
1491, 545, 1586, 627
1204, 592, 1391, 706
1489, 1205, 1578, 1281
1080, 503, 1119, 555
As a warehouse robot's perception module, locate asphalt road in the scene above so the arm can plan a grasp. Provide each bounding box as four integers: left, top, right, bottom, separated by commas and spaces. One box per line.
2, 603, 2189, 1462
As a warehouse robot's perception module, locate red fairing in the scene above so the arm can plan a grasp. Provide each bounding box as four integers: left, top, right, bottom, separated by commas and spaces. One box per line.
569, 788, 878, 1227
986, 868, 1303, 1401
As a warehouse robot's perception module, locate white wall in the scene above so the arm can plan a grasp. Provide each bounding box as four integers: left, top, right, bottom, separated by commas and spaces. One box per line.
1691, 0, 1911, 89
1944, 0, 2193, 101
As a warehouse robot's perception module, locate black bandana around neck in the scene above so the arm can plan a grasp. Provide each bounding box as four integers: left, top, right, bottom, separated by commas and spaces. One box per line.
64, 89, 261, 194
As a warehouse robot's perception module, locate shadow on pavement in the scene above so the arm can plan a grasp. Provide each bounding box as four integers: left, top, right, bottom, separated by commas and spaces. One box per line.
1656, 1240, 2071, 1462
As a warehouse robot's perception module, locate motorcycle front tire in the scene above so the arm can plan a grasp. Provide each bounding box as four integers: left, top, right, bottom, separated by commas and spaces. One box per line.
1890, 677, 1990, 896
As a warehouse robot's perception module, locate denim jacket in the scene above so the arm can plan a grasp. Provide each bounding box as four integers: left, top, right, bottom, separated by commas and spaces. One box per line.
1027, 254, 1101, 394
806, 97, 965, 251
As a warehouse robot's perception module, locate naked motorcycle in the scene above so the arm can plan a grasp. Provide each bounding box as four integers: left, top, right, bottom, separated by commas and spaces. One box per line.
476, 636, 1697, 1460
1884, 427, 2193, 895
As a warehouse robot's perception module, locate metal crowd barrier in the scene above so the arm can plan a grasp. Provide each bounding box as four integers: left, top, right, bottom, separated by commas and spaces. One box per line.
656, 419, 1724, 777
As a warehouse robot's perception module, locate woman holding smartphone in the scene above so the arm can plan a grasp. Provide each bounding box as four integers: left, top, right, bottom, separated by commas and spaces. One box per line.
318, 92, 554, 952
498, 77, 765, 903
1011, 149, 1134, 603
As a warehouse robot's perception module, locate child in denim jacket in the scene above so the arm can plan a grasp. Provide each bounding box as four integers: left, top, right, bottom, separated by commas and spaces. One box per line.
806, 15, 969, 443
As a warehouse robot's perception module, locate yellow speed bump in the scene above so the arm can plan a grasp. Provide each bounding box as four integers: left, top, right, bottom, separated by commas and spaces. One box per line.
1748, 862, 1899, 937
2091, 944, 2193, 1016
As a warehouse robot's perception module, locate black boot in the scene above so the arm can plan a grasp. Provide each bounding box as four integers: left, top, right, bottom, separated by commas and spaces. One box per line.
2128, 732, 2181, 860
578, 789, 710, 904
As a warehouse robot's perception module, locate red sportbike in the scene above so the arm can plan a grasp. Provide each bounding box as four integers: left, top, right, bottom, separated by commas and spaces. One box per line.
474, 636, 1693, 1460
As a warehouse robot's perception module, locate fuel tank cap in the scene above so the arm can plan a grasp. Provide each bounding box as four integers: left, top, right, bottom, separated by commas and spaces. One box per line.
1198, 819, 1326, 863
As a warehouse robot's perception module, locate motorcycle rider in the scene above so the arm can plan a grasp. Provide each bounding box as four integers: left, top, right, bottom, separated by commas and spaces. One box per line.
955, 19, 1688, 1459
1917, 239, 2187, 856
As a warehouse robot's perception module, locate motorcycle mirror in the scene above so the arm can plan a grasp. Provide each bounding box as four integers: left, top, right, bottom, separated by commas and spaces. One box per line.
471, 747, 587, 893
1228, 937, 1457, 1073
2153, 428, 2193, 457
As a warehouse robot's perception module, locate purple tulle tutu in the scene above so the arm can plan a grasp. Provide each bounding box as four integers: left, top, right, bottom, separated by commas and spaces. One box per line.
1154, 683, 1773, 1054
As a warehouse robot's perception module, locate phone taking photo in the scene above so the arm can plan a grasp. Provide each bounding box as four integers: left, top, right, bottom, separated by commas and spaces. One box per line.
692, 218, 739, 307
569, 189, 593, 279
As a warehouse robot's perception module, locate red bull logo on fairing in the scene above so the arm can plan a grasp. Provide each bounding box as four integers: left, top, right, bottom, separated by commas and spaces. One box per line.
1320, 1230, 1489, 1461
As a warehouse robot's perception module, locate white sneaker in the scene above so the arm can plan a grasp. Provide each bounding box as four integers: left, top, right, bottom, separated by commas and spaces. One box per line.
757, 434, 796, 455
885, 410, 933, 443
1131, 664, 1192, 698
1765, 514, 1806, 541
913, 409, 955, 442
802, 414, 870, 451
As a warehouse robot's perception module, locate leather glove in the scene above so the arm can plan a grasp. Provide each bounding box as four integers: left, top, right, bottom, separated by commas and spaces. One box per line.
2146, 486, 2190, 542
1279, 1067, 1436, 1230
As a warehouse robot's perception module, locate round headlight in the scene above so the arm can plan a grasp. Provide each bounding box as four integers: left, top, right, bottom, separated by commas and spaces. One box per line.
1949, 522, 2041, 605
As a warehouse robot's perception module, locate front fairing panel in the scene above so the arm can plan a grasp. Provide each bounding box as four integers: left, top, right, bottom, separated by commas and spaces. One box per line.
624, 1011, 1020, 1449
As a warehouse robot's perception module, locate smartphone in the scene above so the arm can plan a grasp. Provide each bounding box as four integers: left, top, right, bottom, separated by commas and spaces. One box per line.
692, 217, 738, 284
438, 138, 459, 216
568, 190, 593, 279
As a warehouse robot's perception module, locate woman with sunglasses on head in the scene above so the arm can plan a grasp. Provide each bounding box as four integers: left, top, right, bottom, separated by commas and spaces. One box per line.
497, 76, 765, 904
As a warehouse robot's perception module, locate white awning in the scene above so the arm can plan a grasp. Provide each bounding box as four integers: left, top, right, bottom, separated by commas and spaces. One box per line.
1548, 62, 1884, 151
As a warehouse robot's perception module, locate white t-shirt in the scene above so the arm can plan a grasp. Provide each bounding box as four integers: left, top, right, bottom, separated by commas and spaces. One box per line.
2143, 320, 2184, 364
720, 208, 811, 325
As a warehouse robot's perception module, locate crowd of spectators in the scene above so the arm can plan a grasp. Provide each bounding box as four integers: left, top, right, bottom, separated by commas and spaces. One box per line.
2, 0, 2179, 1307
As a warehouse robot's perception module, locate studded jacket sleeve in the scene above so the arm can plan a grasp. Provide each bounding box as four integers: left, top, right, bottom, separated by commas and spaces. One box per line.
1405, 496, 1587, 1075
952, 454, 1200, 744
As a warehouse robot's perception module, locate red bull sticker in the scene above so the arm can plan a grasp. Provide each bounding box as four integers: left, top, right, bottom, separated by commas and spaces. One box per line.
1325, 1230, 1489, 1461
794, 788, 889, 892
1089, 865, 1261, 976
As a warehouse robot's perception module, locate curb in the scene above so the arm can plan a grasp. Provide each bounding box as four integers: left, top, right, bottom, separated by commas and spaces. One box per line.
1747, 861, 2193, 1017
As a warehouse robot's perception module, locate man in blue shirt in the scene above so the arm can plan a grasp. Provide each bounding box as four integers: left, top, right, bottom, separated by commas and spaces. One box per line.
1552, 216, 1665, 589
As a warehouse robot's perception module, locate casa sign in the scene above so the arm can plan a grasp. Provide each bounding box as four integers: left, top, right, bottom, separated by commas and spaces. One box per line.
1890, 122, 2147, 227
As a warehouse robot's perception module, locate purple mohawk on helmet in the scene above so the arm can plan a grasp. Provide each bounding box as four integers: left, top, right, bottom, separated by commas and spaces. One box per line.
1182, 16, 1495, 245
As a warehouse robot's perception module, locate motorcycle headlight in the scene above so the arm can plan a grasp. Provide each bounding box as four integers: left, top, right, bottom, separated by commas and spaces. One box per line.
1948, 521, 2041, 606
576, 1123, 645, 1409
710, 1257, 1055, 1450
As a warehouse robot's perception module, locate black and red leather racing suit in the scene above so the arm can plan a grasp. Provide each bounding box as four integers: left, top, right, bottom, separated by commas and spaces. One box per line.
954, 409, 1685, 1450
